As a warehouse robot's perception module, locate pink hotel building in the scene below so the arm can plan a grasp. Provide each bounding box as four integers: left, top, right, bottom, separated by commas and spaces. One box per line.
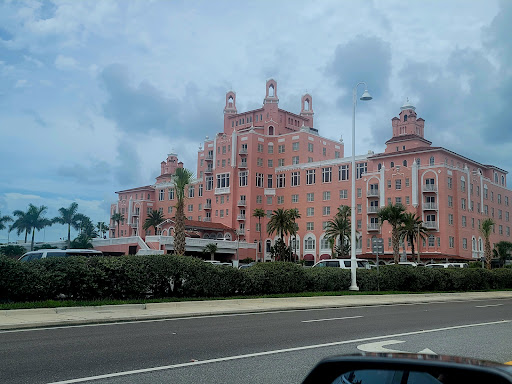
102, 79, 512, 263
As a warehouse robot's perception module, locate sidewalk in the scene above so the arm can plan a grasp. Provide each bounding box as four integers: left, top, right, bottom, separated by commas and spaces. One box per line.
1, 291, 511, 330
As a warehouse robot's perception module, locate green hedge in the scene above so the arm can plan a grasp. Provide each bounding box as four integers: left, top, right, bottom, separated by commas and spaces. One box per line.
1, 256, 512, 303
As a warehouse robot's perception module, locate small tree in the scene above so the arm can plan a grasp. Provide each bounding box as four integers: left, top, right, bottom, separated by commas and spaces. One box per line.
26, 204, 52, 251
325, 205, 351, 258
172, 167, 193, 256
398, 212, 428, 262
378, 204, 406, 263
0, 211, 13, 232
270, 238, 291, 262
52, 202, 83, 248
70, 233, 93, 249
96, 222, 108, 238
480, 218, 494, 269
143, 210, 165, 236
493, 241, 512, 267
203, 243, 218, 261
111, 213, 124, 238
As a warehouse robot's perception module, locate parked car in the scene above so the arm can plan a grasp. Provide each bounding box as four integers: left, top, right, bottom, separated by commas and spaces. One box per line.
312, 259, 370, 269
387, 261, 418, 267
450, 262, 469, 268
426, 263, 455, 268
18, 249, 103, 261
238, 262, 256, 269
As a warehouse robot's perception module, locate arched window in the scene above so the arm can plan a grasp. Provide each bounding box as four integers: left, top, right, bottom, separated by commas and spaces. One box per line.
377, 163, 382, 171
304, 99, 310, 110
429, 156, 435, 166
403, 160, 407, 167
502, 175, 505, 185
304, 236, 316, 250
495, 173, 499, 183
268, 84, 275, 97
224, 233, 232, 241
404, 115, 408, 121
228, 96, 234, 107
478, 238, 483, 252
268, 126, 274, 135
390, 161, 395, 168
472, 237, 476, 250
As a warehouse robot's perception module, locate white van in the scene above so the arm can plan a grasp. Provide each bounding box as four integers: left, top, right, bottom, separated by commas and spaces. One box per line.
425, 263, 454, 269
312, 259, 370, 269
18, 249, 103, 261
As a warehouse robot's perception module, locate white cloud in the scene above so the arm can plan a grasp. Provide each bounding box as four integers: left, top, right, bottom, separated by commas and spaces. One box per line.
54, 54, 78, 70
14, 79, 28, 88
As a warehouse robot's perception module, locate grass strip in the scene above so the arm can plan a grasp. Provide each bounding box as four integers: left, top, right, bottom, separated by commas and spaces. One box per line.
1, 289, 510, 310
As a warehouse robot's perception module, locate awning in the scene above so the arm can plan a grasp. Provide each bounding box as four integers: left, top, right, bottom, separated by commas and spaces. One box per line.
303, 254, 315, 261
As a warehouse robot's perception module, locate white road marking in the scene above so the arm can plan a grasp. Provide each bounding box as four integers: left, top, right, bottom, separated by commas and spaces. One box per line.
2, 297, 510, 334
475, 304, 504, 308
357, 340, 436, 355
45, 320, 509, 384
302, 315, 363, 323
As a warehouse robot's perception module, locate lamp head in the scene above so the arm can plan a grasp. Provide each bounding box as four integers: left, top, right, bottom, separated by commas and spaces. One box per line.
360, 90, 372, 101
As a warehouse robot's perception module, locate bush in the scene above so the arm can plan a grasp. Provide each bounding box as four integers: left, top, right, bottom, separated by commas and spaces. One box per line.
0, 245, 26, 259
241, 262, 307, 295
305, 268, 350, 291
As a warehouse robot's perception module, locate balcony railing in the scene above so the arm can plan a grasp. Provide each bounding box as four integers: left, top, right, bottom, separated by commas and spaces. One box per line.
423, 202, 438, 210
236, 229, 245, 235
205, 154, 213, 161
239, 148, 248, 155
424, 221, 438, 230
367, 189, 379, 197
422, 184, 438, 192
132, 211, 139, 216
368, 223, 380, 231
367, 206, 379, 214
215, 187, 230, 195
237, 200, 246, 206
203, 217, 211, 222
237, 214, 246, 220
204, 203, 212, 209
130, 221, 139, 228
238, 163, 248, 169
204, 168, 213, 174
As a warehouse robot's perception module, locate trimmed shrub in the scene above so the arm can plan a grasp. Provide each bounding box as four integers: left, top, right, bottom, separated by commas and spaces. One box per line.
305, 268, 351, 292
240, 262, 307, 295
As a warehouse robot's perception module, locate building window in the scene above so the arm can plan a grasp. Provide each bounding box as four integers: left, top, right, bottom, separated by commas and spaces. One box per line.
462, 238, 467, 249
278, 158, 285, 167
268, 144, 273, 154
461, 177, 466, 192
335, 151, 340, 159
340, 190, 348, 199
257, 158, 263, 167
447, 177, 452, 189
449, 236, 454, 248
447, 195, 453, 207
188, 185, 195, 198
239, 171, 248, 187
256, 195, 262, 204
168, 206, 173, 214
292, 142, 299, 151
387, 180, 391, 189
308, 143, 314, 152
306, 169, 316, 185
267, 196, 273, 205
188, 204, 194, 212
306, 222, 314, 231
323, 147, 326, 156
307, 207, 314, 216
277, 174, 286, 188
277, 196, 284, 204
322, 167, 332, 183
255, 173, 264, 188
428, 235, 435, 247
292, 194, 299, 203
395, 197, 402, 205
461, 198, 466, 210
357, 188, 362, 198
462, 216, 466, 227
268, 159, 273, 168
307, 193, 315, 202
257, 143, 263, 153
291, 171, 300, 186
159, 189, 165, 201
357, 204, 362, 213
278, 144, 285, 153
395, 179, 402, 190
430, 156, 435, 166
323, 206, 331, 216
292, 156, 300, 165
323, 191, 331, 201
339, 165, 349, 181
305, 237, 315, 250
356, 162, 367, 179
448, 214, 453, 225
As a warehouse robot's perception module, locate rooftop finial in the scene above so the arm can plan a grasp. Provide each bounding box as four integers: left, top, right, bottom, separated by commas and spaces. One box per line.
401, 97, 416, 111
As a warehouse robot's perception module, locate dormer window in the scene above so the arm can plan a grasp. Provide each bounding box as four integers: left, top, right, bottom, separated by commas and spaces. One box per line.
404, 115, 408, 121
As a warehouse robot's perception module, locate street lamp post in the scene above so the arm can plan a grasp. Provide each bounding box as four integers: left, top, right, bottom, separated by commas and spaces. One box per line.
350, 82, 372, 291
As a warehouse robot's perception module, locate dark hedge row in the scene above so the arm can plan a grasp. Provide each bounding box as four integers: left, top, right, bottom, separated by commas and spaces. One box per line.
1, 255, 511, 302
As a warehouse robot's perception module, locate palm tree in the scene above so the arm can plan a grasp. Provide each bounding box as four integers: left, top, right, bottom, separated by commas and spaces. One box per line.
204, 243, 218, 261
111, 212, 124, 238
493, 241, 512, 267
26, 204, 52, 251
378, 203, 406, 263
143, 209, 165, 236
78, 215, 98, 238
172, 167, 193, 256
398, 212, 428, 263
252, 208, 265, 262
11, 208, 31, 243
288, 208, 301, 261
325, 205, 352, 258
52, 202, 83, 248
96, 222, 107, 238
0, 211, 13, 231
70, 233, 93, 249
267, 208, 292, 243
481, 218, 495, 269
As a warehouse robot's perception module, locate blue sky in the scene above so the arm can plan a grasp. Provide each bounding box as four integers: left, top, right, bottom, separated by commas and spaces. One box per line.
1, 0, 511, 243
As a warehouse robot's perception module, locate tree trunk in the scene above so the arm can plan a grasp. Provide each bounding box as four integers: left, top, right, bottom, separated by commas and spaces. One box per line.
67, 224, 71, 248
117, 221, 120, 238
258, 218, 262, 263
392, 227, 400, 263
24, 230, 28, 243
485, 238, 492, 269
409, 234, 416, 262
210, 252, 214, 261
30, 229, 35, 251
174, 201, 186, 256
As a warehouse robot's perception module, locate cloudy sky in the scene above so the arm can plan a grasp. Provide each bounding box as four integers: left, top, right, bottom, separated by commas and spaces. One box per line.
1, 0, 511, 243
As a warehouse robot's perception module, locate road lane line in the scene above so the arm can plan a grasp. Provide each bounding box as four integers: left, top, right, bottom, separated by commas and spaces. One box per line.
475, 304, 504, 308
302, 315, 363, 323
3, 298, 510, 334
45, 319, 510, 384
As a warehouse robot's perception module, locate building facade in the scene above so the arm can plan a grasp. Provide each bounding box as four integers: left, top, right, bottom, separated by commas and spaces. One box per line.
106, 80, 511, 263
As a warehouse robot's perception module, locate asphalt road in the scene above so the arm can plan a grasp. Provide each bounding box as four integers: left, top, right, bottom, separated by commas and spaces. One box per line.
1, 298, 511, 384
